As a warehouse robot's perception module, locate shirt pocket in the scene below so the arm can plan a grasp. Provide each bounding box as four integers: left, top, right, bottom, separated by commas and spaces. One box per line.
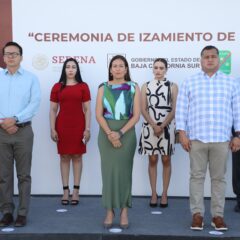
214, 92, 229, 103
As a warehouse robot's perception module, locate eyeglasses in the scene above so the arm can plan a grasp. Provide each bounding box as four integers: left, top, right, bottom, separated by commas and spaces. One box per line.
4, 52, 21, 58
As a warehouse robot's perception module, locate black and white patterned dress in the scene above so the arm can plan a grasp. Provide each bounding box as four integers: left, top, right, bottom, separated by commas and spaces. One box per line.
138, 79, 175, 156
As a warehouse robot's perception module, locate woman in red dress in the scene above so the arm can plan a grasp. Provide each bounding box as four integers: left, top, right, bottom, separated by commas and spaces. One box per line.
50, 58, 91, 205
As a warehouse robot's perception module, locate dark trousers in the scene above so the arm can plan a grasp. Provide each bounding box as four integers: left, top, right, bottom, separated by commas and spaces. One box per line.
232, 128, 240, 205
0, 125, 33, 216
232, 150, 240, 203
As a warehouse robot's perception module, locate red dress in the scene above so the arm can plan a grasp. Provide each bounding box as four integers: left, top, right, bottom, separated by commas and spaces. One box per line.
50, 82, 91, 154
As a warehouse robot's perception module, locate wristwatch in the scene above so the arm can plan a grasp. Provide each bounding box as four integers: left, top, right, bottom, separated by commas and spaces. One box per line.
235, 132, 240, 138
13, 116, 19, 122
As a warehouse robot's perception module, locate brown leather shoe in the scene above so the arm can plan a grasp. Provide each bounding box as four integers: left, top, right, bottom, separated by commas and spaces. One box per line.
14, 215, 27, 227
211, 216, 228, 231
190, 212, 204, 230
0, 213, 14, 227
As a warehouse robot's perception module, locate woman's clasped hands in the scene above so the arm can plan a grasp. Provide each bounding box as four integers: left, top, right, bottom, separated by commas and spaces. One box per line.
107, 131, 122, 148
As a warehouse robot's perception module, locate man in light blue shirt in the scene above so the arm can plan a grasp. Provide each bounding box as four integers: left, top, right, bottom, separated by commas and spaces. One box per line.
0, 42, 41, 227
176, 46, 240, 231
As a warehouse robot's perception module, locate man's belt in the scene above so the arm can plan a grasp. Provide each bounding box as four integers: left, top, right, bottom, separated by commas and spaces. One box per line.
16, 121, 31, 128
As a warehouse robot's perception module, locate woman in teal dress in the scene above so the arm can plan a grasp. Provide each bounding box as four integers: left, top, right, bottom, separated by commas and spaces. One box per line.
96, 55, 140, 229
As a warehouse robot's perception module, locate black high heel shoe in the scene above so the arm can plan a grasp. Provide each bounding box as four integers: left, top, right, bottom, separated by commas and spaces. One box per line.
159, 195, 168, 208
149, 194, 158, 208
71, 185, 79, 205
61, 186, 70, 205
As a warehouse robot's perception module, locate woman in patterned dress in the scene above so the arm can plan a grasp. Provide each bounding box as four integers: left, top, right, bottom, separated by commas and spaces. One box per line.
96, 55, 140, 229
138, 58, 178, 208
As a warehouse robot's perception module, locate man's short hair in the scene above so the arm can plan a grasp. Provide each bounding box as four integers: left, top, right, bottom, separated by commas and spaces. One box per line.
2, 41, 23, 56
201, 45, 219, 56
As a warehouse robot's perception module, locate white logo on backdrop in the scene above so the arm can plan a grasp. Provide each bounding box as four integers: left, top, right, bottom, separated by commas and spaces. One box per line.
32, 54, 49, 70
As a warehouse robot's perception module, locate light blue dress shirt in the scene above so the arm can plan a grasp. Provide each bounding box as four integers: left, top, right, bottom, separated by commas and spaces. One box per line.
0, 66, 41, 123
176, 70, 240, 143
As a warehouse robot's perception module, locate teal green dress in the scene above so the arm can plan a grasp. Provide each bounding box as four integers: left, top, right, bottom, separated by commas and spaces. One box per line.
98, 81, 137, 209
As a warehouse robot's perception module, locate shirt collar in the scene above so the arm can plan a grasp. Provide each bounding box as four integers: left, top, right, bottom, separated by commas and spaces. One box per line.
200, 69, 220, 79
4, 66, 23, 75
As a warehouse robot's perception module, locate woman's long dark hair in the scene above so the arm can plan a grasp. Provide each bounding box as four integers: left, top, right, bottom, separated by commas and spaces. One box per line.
108, 55, 131, 81
59, 58, 83, 89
